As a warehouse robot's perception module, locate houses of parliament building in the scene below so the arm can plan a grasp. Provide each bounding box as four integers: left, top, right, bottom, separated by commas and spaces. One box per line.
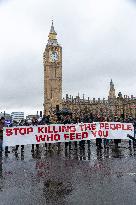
43, 21, 136, 119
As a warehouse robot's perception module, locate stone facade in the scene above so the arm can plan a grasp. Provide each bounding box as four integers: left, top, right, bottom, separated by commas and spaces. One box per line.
43, 21, 62, 115
62, 90, 136, 119
44, 22, 136, 119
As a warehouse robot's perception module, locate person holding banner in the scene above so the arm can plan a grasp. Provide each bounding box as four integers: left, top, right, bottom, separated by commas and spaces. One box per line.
133, 119, 136, 147
62, 115, 72, 149
31, 117, 39, 151
0, 117, 9, 153
0, 118, 3, 151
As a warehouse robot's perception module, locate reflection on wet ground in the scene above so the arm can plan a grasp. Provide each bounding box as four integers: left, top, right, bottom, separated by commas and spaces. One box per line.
0, 141, 136, 205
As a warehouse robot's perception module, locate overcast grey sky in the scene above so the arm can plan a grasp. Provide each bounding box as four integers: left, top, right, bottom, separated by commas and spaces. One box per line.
0, 0, 136, 115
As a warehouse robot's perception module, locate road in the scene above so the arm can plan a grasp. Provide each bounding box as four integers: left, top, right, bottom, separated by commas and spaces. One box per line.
0, 141, 136, 205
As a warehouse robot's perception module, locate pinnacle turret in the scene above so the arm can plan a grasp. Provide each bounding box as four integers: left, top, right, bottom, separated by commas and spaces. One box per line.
50, 20, 57, 35
108, 79, 116, 100
47, 20, 59, 46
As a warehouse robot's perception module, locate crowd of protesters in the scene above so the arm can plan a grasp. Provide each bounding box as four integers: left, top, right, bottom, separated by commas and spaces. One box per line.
7, 113, 136, 126
0, 111, 136, 153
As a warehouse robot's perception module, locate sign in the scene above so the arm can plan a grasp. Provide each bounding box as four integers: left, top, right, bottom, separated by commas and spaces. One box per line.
3, 122, 134, 147
5, 120, 12, 126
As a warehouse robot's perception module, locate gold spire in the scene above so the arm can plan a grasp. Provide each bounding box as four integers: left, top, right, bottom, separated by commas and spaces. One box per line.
48, 20, 57, 40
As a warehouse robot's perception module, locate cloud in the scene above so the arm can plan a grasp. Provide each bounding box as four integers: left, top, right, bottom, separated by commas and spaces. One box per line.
0, 0, 136, 115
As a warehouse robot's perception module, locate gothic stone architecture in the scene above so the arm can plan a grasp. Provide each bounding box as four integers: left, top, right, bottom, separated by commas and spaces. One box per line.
43, 21, 62, 115
43, 22, 136, 119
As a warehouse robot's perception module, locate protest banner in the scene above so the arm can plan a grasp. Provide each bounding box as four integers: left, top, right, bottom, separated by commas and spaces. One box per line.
3, 122, 134, 147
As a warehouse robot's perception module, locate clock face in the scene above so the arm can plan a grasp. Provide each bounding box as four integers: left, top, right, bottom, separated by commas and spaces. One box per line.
49, 51, 59, 62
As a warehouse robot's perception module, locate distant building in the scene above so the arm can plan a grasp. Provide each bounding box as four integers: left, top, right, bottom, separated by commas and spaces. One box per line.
0, 112, 11, 120
62, 80, 136, 119
26, 114, 39, 120
11, 112, 24, 122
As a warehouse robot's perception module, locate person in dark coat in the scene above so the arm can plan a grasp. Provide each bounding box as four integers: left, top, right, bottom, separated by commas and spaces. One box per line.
0, 117, 9, 153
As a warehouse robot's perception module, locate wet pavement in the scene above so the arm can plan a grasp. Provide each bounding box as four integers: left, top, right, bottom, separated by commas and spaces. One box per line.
0, 141, 136, 205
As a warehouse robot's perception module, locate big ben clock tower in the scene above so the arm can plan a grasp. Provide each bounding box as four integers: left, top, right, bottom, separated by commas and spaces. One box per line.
43, 21, 62, 115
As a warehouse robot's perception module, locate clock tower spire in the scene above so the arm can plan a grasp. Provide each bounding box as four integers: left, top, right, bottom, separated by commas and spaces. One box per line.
48, 20, 57, 38
108, 79, 116, 100
43, 21, 62, 115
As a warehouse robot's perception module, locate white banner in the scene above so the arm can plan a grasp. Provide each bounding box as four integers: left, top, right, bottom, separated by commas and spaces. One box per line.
3, 122, 134, 147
